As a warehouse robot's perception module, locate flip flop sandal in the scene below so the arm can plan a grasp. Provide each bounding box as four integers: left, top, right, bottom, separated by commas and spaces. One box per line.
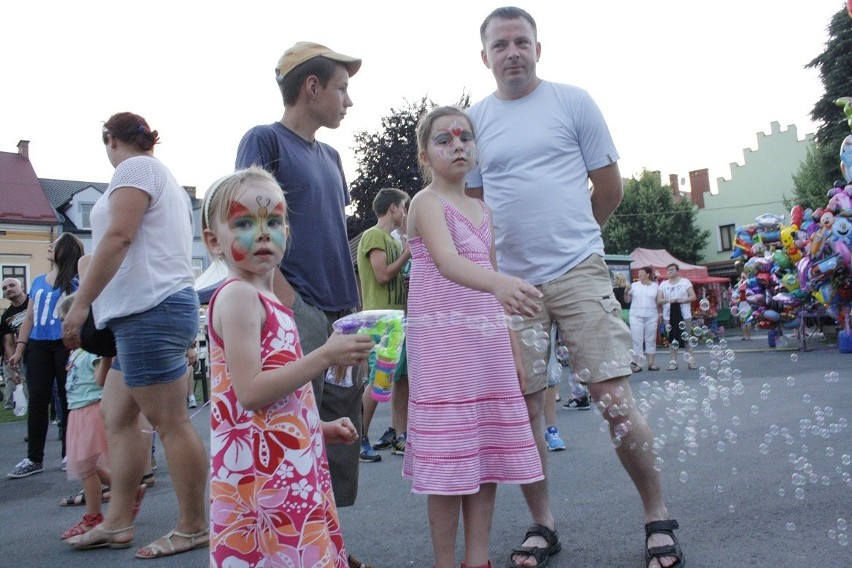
645, 519, 685, 568
59, 486, 111, 506
65, 524, 135, 550
509, 523, 562, 568
134, 528, 209, 559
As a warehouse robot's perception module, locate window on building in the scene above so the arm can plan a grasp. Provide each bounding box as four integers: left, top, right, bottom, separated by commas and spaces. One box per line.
80, 203, 94, 229
719, 224, 735, 252
1, 265, 28, 292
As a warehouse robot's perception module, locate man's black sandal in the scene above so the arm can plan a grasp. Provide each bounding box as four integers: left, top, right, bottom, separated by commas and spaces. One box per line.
509, 523, 561, 568
645, 519, 685, 567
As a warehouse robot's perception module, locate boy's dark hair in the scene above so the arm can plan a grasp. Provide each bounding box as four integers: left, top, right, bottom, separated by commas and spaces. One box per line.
666, 263, 679, 271
372, 188, 409, 217
480, 6, 538, 43
278, 57, 341, 107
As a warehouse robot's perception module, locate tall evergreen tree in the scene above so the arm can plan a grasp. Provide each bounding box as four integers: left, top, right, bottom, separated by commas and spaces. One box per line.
602, 170, 710, 264
791, 6, 852, 204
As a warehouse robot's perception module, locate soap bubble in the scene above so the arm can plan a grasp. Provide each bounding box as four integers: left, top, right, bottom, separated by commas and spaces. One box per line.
679, 471, 688, 483
786, 376, 795, 387
507, 314, 524, 330
790, 353, 799, 362
533, 338, 548, 352
699, 299, 710, 311
532, 359, 547, 374
555, 345, 570, 361
786, 522, 796, 531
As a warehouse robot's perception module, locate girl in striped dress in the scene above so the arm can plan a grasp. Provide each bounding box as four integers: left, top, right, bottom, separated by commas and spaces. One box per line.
403, 106, 544, 568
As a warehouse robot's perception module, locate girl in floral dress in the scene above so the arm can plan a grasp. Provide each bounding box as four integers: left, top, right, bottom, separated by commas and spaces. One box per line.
201, 167, 374, 567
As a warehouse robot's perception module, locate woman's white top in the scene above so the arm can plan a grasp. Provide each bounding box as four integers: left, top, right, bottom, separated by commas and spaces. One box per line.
628, 281, 659, 318
90, 156, 195, 327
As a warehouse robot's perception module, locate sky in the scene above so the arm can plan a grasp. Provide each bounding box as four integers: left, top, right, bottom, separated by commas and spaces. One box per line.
0, 0, 846, 199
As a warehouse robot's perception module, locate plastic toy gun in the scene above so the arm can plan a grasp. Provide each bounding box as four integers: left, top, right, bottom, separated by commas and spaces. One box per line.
332, 310, 405, 402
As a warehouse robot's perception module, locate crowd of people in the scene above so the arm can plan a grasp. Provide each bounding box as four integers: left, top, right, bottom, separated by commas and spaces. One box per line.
1, 6, 685, 568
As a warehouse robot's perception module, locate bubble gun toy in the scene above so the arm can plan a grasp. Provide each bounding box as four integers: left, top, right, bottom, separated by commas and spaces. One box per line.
332, 310, 405, 402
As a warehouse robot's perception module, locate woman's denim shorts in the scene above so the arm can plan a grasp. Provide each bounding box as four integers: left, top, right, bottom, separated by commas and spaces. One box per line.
109, 287, 199, 387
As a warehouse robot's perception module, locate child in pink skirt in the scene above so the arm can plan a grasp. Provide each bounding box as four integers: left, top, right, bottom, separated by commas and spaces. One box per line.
58, 295, 111, 540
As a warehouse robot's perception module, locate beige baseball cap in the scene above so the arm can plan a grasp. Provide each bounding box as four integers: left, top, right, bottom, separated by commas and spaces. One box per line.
275, 42, 362, 82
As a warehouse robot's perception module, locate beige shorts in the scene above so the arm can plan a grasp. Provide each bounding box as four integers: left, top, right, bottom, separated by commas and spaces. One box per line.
519, 254, 633, 394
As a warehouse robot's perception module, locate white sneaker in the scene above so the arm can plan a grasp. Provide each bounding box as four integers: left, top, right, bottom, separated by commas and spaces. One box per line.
187, 395, 197, 409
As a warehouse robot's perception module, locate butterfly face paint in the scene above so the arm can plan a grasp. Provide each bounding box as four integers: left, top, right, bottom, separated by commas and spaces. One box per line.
225, 190, 287, 263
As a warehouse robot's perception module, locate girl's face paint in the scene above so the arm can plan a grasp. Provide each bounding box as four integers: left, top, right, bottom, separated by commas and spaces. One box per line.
426, 115, 476, 176
217, 181, 288, 275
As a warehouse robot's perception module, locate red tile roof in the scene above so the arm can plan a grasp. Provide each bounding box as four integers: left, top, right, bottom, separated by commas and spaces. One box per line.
0, 146, 60, 225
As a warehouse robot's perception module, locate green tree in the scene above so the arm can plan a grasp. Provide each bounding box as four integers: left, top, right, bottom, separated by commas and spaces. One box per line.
347, 93, 470, 238
791, 6, 852, 204
602, 169, 710, 264
787, 144, 834, 210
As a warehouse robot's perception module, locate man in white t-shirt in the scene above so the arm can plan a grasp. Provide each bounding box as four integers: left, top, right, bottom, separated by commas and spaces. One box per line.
657, 263, 697, 370
465, 7, 683, 568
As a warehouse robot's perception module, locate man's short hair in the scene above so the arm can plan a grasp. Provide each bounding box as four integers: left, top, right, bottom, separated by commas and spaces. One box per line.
480, 6, 538, 43
372, 188, 409, 217
666, 263, 679, 271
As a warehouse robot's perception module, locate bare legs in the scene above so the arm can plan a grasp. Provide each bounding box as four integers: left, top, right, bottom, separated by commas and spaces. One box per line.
82, 368, 207, 546
133, 371, 207, 536
543, 384, 558, 429
81, 467, 110, 517
428, 483, 496, 568
586, 376, 677, 568
512, 388, 556, 567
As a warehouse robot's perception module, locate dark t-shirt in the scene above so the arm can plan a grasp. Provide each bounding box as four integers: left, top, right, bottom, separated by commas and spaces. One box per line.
0, 297, 29, 341
613, 287, 630, 309
235, 122, 359, 312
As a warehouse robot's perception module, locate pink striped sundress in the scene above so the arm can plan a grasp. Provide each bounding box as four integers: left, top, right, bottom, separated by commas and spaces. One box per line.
402, 192, 543, 494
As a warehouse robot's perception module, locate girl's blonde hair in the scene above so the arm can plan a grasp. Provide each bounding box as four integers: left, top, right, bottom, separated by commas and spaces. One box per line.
57, 292, 76, 319
201, 166, 286, 235
613, 272, 629, 287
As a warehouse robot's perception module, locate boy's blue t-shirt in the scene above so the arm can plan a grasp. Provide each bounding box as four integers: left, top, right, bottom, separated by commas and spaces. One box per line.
235, 122, 359, 313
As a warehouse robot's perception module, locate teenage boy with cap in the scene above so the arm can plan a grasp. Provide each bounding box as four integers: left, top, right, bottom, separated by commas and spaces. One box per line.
235, 42, 373, 568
